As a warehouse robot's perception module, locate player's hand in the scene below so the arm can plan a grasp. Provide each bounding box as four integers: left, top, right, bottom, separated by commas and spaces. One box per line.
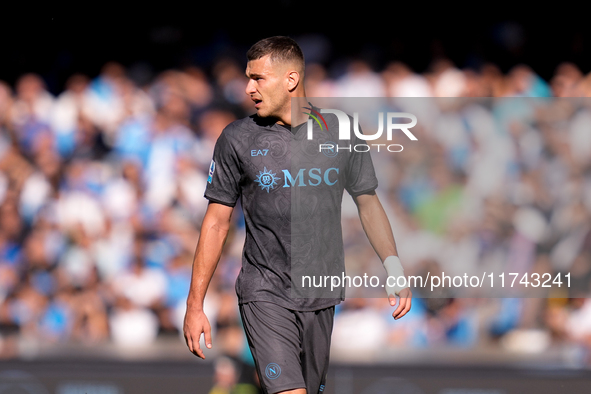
388, 287, 412, 320
183, 307, 212, 359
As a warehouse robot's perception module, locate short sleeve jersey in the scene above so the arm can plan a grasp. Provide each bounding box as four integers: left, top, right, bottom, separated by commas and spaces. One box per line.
204, 110, 378, 311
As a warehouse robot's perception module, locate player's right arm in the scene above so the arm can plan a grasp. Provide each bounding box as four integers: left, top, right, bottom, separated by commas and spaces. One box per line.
183, 201, 234, 359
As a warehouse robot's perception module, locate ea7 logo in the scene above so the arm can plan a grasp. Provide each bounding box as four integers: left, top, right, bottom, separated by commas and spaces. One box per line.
306, 109, 418, 141
251, 149, 269, 156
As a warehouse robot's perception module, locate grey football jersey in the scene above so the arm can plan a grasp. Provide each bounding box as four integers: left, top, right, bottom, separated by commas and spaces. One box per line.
204, 110, 378, 311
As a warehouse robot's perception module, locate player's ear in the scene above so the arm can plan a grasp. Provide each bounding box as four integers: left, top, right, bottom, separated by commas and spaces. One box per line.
286, 70, 300, 92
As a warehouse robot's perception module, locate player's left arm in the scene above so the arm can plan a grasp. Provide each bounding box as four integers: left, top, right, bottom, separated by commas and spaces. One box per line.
352, 191, 412, 320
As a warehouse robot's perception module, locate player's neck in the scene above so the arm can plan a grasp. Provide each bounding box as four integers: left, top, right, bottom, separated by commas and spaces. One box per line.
276, 95, 308, 127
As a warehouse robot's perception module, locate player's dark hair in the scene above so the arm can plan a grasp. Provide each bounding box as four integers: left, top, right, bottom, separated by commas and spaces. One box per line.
247, 36, 304, 72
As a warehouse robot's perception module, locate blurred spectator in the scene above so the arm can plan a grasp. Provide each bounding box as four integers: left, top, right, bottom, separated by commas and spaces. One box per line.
336, 60, 386, 97
109, 294, 159, 347
382, 62, 433, 97
12, 74, 54, 128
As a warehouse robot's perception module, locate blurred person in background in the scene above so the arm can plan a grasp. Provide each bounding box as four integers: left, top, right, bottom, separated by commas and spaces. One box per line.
209, 355, 260, 394
382, 61, 433, 98
12, 73, 54, 128
336, 59, 386, 97
303, 63, 336, 97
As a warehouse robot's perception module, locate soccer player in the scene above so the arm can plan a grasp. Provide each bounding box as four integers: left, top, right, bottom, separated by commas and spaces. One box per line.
184, 36, 412, 394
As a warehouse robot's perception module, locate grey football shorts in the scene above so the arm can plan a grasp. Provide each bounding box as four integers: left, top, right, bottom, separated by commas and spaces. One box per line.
239, 301, 335, 394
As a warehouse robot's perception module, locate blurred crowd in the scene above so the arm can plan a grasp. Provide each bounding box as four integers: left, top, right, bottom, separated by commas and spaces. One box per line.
0, 53, 591, 381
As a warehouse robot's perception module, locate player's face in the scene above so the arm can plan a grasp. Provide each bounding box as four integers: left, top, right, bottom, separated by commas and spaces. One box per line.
245, 55, 290, 122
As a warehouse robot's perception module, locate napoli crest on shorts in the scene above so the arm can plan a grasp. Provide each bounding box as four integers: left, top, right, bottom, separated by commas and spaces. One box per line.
255, 167, 279, 192
265, 363, 281, 379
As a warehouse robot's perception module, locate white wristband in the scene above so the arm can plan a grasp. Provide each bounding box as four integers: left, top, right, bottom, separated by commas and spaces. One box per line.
383, 255, 406, 296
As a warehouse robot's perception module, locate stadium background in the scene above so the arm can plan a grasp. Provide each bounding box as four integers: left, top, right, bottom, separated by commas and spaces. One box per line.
1, 9, 591, 393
